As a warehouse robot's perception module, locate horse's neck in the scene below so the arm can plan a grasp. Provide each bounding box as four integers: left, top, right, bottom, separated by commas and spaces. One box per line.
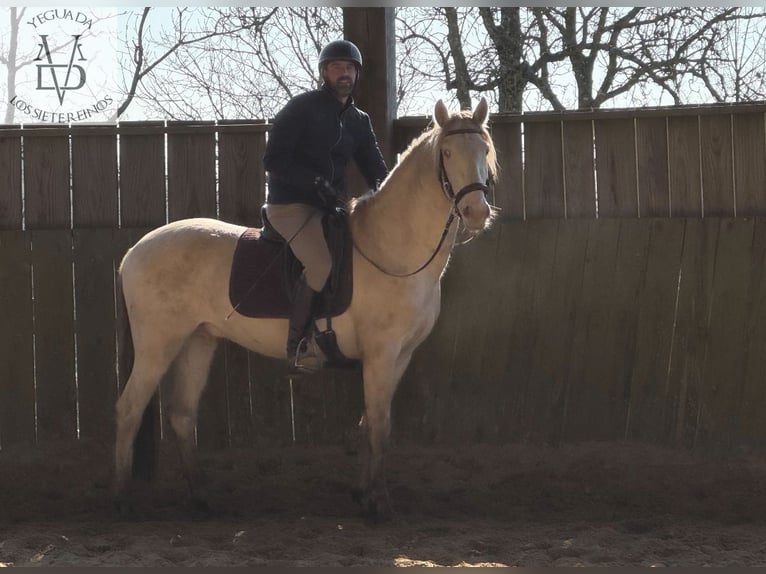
351, 144, 457, 278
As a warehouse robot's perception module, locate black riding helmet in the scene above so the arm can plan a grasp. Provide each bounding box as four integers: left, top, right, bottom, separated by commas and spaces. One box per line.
318, 40, 363, 72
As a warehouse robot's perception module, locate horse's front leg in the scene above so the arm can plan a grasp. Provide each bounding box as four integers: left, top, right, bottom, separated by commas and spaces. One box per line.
356, 349, 411, 521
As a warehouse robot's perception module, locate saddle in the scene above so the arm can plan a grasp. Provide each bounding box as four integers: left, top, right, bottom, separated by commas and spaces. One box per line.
228, 207, 354, 320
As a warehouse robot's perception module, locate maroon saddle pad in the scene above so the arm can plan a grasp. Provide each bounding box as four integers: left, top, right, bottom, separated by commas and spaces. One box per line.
228, 213, 354, 319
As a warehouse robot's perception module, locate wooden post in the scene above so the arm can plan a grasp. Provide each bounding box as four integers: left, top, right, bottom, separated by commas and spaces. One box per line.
343, 7, 397, 167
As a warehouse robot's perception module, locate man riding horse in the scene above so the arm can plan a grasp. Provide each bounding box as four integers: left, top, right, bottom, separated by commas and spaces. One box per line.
263, 40, 389, 373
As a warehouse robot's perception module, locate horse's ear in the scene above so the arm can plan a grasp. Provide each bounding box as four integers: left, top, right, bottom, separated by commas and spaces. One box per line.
473, 97, 489, 126
433, 99, 450, 128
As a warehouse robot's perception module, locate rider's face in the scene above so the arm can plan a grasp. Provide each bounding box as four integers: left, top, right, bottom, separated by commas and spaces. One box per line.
323, 60, 357, 102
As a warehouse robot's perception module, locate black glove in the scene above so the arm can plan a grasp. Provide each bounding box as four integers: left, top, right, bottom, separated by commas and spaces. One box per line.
314, 177, 339, 208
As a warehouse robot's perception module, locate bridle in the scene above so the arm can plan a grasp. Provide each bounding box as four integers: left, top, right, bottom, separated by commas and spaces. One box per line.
354, 125, 493, 278
439, 127, 492, 208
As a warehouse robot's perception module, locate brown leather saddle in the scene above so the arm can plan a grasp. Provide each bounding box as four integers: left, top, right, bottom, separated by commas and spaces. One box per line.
228, 208, 353, 320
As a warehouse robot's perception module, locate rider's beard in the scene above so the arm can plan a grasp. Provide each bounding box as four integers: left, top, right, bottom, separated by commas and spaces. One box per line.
328, 76, 354, 99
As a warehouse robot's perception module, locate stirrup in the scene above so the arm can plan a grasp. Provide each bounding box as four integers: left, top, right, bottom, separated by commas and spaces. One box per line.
290, 337, 325, 375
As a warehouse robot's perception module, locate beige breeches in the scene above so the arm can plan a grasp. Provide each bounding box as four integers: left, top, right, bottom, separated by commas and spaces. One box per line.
264, 203, 331, 292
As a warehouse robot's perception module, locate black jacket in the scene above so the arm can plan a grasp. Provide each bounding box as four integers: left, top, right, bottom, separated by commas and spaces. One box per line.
264, 87, 388, 208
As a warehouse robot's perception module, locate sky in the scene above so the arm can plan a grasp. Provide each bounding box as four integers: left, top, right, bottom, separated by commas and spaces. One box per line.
3, 5, 765, 124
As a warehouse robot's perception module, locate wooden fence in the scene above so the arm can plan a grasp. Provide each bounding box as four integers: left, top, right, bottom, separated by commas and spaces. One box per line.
1, 103, 765, 453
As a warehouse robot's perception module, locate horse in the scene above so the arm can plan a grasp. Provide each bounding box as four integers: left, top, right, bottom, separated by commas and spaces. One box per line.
113, 97, 498, 520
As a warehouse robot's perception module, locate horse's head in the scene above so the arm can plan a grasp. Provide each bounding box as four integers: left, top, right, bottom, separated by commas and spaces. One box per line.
433, 97, 497, 233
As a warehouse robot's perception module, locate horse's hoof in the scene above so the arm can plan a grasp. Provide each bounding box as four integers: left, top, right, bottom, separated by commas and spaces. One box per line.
352, 489, 391, 523
113, 495, 134, 516
190, 496, 218, 517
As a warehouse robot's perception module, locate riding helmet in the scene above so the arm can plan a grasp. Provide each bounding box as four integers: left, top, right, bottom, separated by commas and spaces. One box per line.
318, 40, 363, 71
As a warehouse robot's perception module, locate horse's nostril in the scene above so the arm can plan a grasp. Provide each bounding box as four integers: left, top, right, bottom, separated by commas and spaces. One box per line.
463, 205, 472, 218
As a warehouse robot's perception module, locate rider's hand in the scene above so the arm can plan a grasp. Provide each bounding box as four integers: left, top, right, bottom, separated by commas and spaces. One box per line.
314, 177, 338, 206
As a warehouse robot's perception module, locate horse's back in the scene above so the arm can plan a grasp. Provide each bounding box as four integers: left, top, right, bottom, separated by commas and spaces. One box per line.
120, 218, 246, 322
121, 218, 244, 271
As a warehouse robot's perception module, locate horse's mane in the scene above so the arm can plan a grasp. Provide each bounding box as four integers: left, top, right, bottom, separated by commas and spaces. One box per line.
350, 108, 499, 214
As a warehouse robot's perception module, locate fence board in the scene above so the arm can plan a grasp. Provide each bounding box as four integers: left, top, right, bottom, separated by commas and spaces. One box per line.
491, 122, 524, 219
0, 133, 22, 229
225, 341, 253, 447
695, 218, 753, 450
734, 112, 766, 216
443, 225, 501, 443
72, 132, 118, 227
119, 122, 166, 228
167, 124, 217, 221
197, 345, 230, 451
73, 229, 118, 444
700, 114, 734, 217
446, 222, 525, 442
595, 118, 638, 218
527, 219, 588, 445
218, 121, 266, 226
248, 355, 293, 446
524, 121, 564, 218
0, 231, 35, 447
569, 219, 650, 441
32, 230, 77, 443
606, 219, 652, 431
497, 221, 544, 442
668, 116, 702, 217
290, 374, 330, 445
624, 219, 684, 442
292, 369, 363, 445
511, 219, 562, 443
24, 132, 70, 229
394, 120, 429, 155
496, 221, 556, 442
739, 217, 766, 448
664, 218, 717, 448
636, 117, 670, 217
562, 219, 622, 441
562, 120, 596, 219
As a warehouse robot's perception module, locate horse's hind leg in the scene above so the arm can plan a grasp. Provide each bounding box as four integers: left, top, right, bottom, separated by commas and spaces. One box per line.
165, 327, 219, 508
114, 328, 189, 500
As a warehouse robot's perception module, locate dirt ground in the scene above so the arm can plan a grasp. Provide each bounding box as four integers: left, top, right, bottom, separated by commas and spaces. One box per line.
3, 437, 766, 567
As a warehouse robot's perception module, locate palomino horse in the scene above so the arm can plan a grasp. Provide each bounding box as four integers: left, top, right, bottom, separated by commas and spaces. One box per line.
114, 98, 498, 519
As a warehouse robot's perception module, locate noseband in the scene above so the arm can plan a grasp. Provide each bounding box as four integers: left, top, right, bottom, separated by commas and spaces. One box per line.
439, 127, 492, 214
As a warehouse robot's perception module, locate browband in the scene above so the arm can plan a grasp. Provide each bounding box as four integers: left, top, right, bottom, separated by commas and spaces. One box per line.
444, 127, 485, 137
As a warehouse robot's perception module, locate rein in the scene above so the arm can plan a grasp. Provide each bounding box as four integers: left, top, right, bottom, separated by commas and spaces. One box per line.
354, 126, 490, 278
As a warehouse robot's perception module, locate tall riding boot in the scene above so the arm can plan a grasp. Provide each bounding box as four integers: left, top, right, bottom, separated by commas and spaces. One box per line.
287, 276, 323, 373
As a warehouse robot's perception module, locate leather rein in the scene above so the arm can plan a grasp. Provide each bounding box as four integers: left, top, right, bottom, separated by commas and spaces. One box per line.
355, 126, 491, 278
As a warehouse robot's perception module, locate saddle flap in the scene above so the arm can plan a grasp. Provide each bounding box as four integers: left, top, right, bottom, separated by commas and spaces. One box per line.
228, 212, 353, 319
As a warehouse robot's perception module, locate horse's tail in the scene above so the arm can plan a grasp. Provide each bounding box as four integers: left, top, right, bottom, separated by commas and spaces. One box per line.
116, 262, 158, 481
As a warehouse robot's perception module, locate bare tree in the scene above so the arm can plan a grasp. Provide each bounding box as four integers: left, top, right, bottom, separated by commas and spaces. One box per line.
693, 7, 766, 102
1, 7, 24, 123
398, 7, 766, 113
124, 7, 342, 121
116, 7, 277, 119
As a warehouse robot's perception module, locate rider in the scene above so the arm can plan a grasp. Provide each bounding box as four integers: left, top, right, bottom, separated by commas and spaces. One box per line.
263, 39, 389, 372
